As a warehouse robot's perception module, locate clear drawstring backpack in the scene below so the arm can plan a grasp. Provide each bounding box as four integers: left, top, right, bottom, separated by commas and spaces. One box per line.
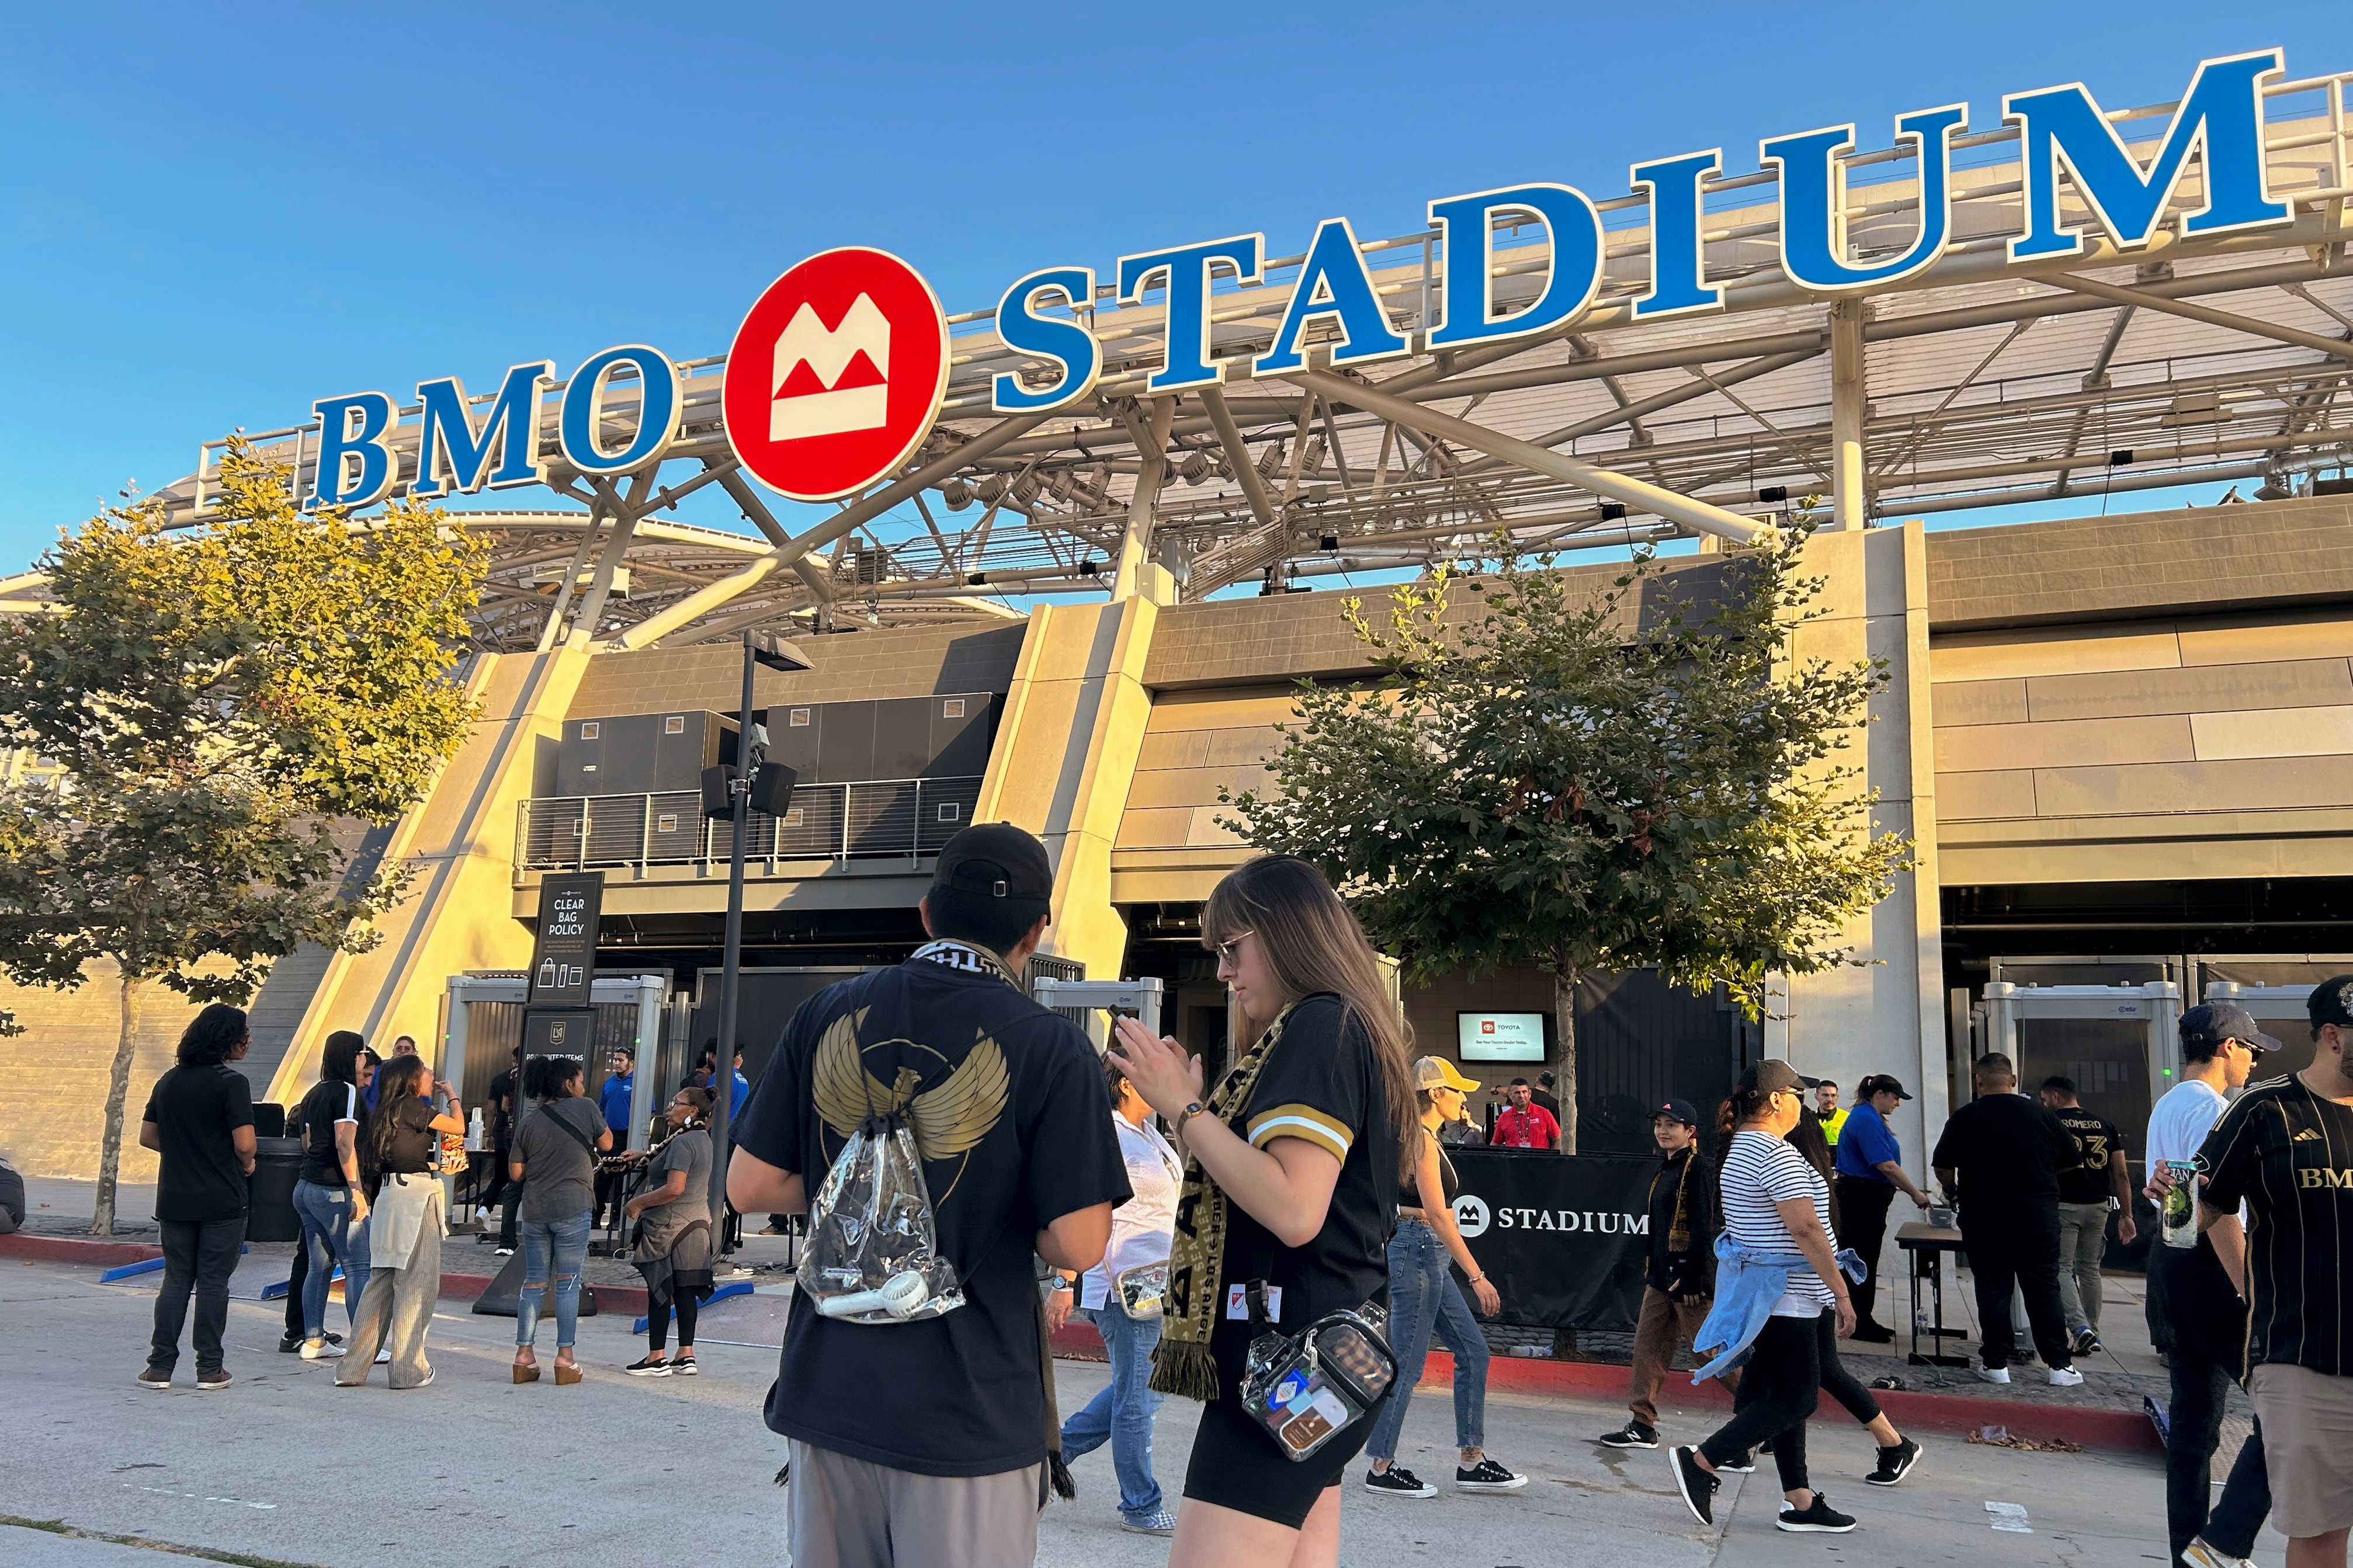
799, 1108, 966, 1325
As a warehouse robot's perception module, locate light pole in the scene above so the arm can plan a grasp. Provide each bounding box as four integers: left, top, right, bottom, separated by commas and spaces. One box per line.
705, 628, 808, 1237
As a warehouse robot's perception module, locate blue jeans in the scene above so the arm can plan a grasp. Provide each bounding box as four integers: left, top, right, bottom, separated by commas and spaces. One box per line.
1366, 1219, 1488, 1462
1060, 1304, 1167, 1520
291, 1180, 358, 1340
516, 1211, 592, 1350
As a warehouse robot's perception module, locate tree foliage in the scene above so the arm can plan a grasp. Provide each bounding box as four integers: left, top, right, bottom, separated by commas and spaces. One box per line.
1223, 526, 1911, 1149
0, 443, 487, 1230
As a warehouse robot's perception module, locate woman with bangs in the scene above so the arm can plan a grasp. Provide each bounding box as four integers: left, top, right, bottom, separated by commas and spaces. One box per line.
336, 1055, 465, 1390
1108, 855, 1417, 1568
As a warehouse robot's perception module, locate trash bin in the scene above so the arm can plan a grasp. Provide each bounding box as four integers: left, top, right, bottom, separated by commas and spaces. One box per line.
247, 1136, 303, 1243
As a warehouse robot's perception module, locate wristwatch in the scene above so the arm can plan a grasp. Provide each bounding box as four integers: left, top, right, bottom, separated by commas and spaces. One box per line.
1173, 1101, 1207, 1139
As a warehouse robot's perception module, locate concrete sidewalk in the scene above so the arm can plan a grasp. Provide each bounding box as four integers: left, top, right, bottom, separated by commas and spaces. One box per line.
3, 1253, 2283, 1568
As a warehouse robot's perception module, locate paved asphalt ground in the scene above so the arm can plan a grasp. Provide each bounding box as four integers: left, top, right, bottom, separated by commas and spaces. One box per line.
1, 1253, 2284, 1568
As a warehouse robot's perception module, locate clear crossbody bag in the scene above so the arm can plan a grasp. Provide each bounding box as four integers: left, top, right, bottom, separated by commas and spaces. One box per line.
1115, 1260, 1168, 1320
1238, 1283, 1396, 1461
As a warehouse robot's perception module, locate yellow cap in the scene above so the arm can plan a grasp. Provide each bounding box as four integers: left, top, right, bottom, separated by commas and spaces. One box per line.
1414, 1056, 1481, 1093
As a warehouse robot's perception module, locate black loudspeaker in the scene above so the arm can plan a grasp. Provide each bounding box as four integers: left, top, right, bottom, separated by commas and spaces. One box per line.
748, 761, 798, 818
701, 764, 735, 819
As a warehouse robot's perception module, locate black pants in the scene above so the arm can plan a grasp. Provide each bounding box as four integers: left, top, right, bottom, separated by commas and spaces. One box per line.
2152, 1246, 2272, 1563
593, 1166, 627, 1229
1837, 1176, 1897, 1330
648, 1292, 699, 1352
499, 1176, 522, 1249
1700, 1311, 1823, 1494
1962, 1219, 2072, 1371
150, 1216, 246, 1374
283, 1235, 308, 1338
1816, 1314, 1884, 1429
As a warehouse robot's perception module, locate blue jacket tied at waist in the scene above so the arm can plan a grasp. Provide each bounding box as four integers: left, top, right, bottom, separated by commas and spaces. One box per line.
1689, 1230, 1866, 1384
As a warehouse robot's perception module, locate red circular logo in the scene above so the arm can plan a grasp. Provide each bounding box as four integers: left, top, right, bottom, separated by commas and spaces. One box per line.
724, 247, 949, 502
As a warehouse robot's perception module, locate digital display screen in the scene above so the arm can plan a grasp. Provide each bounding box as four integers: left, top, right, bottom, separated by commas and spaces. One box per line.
1457, 1011, 1546, 1062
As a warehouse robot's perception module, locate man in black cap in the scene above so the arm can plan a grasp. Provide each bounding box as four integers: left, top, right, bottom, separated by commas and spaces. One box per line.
1931, 1053, 2084, 1386
727, 823, 1131, 1568
2194, 981, 2353, 1568
1833, 1075, 1931, 1343
2146, 1002, 2276, 1568
1598, 1097, 1736, 1451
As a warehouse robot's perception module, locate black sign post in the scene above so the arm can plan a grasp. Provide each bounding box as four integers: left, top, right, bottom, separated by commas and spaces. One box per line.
477, 871, 608, 1320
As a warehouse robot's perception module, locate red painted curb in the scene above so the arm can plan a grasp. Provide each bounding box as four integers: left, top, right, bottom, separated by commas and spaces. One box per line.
0, 1233, 165, 1267
1045, 1317, 2157, 1457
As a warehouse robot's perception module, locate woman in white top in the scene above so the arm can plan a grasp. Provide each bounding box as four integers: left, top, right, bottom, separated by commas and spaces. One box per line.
1050, 1054, 1182, 1535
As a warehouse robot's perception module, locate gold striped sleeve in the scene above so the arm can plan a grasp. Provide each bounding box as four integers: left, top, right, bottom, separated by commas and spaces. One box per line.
1246, 1103, 1353, 1162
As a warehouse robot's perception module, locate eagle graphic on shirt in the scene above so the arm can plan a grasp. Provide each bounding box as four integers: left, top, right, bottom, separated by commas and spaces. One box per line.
810, 1006, 1009, 1184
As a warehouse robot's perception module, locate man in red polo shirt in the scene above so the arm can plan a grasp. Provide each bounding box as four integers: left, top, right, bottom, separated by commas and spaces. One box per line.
1493, 1079, 1563, 1150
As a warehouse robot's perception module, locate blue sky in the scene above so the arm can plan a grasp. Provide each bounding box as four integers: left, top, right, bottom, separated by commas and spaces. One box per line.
1, 4, 2337, 569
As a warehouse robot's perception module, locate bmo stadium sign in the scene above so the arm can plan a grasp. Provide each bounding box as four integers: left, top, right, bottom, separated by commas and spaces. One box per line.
299, 50, 2302, 511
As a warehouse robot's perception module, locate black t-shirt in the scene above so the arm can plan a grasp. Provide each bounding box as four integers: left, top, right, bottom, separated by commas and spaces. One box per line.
2196, 1074, 2353, 1378
1930, 1092, 2081, 1226
488, 1070, 516, 1145
369, 1096, 439, 1194
2053, 1108, 2123, 1206
296, 1080, 363, 1187
1209, 995, 1396, 1384
734, 951, 1130, 1478
143, 1065, 255, 1223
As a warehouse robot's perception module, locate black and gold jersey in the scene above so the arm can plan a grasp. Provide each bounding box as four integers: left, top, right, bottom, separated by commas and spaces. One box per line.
2196, 1073, 2353, 1378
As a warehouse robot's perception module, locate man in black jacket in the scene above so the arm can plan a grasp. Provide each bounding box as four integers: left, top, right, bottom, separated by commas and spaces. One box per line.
1598, 1099, 1736, 1448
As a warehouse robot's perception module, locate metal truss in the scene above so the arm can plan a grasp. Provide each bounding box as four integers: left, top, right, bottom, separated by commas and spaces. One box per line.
56, 69, 2353, 651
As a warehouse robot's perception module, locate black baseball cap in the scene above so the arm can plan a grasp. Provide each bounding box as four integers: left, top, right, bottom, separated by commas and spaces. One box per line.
2181, 1002, 2282, 1054
1859, 1073, 1914, 1101
1739, 1061, 1821, 1095
1653, 1098, 1700, 1127
2307, 976, 2353, 1030
930, 823, 1054, 905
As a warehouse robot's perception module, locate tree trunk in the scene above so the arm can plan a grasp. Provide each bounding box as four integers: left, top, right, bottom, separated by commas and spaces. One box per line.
1553, 951, 1579, 1156
92, 970, 141, 1237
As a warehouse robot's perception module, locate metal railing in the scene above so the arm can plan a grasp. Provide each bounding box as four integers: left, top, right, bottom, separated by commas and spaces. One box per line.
515, 777, 985, 875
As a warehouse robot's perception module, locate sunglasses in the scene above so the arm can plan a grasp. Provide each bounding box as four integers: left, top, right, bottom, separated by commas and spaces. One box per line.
1213, 930, 1255, 965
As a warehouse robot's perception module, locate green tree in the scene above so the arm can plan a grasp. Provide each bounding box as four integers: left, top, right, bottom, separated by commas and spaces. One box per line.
0, 444, 487, 1233
1224, 526, 1910, 1151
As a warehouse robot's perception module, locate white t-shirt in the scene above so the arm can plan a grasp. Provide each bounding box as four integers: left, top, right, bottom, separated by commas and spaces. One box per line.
1079, 1112, 1181, 1311
1720, 1129, 1837, 1317
2145, 1079, 2228, 1166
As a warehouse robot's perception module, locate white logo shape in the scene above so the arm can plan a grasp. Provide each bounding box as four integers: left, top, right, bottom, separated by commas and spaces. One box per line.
1453, 1194, 1490, 1239
771, 295, 891, 441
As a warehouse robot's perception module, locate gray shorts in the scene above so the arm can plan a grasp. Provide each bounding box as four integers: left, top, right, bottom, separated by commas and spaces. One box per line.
2251, 1362, 2353, 1539
786, 1440, 1043, 1568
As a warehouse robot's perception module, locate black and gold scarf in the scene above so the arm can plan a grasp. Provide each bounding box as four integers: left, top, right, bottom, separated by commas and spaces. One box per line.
1148, 1002, 1294, 1402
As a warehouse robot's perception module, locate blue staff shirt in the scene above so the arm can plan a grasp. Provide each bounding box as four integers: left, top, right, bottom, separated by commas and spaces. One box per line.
1834, 1099, 1901, 1181
598, 1071, 634, 1137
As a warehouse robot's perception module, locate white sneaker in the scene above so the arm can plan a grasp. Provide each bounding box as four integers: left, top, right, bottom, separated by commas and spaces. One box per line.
1973, 1361, 2011, 1384
374, 1349, 391, 1365
2047, 1365, 2084, 1387
298, 1338, 344, 1360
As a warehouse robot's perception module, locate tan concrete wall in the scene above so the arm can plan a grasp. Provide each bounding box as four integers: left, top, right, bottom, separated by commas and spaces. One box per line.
974, 599, 1160, 979
1929, 607, 2353, 882
0, 961, 215, 1180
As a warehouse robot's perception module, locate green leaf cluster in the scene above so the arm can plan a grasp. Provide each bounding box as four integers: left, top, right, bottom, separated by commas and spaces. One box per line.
1223, 524, 1913, 1023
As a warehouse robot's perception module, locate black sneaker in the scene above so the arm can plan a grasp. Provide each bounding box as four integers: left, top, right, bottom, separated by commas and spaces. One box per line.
1363, 1465, 1436, 1499
1717, 1452, 1756, 1474
279, 1331, 303, 1354
1669, 1447, 1717, 1527
671, 1355, 697, 1376
1455, 1458, 1526, 1492
1865, 1437, 1921, 1487
1597, 1420, 1658, 1449
2072, 1329, 2102, 1356
1851, 1322, 1896, 1344
623, 1355, 673, 1378
1777, 1494, 1858, 1532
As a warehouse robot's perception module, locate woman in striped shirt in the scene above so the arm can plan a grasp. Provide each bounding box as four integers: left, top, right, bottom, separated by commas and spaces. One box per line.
1670, 1061, 1859, 1535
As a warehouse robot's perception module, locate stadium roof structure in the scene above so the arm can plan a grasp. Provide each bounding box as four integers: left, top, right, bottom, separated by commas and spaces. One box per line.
16, 66, 2353, 654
